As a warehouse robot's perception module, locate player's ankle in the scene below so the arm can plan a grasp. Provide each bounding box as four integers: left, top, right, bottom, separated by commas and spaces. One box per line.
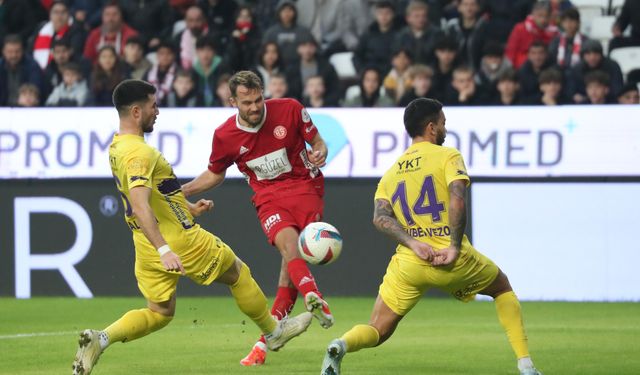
517, 356, 534, 371
254, 341, 267, 352
98, 331, 110, 350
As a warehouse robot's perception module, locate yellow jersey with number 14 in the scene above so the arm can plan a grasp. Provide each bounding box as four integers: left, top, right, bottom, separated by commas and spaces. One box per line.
374, 141, 471, 260
109, 133, 199, 258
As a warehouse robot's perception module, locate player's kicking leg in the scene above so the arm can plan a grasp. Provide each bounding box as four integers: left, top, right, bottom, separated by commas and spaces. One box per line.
480, 270, 542, 375
72, 298, 175, 374
219, 258, 312, 355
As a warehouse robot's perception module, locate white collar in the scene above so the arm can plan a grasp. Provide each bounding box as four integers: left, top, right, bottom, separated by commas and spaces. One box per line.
235, 104, 267, 133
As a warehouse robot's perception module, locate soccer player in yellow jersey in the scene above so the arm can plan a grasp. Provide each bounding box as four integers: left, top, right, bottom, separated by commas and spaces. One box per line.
321, 98, 542, 375
71, 79, 313, 375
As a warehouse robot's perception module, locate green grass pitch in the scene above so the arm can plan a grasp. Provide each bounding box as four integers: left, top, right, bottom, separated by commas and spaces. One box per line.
1, 297, 639, 374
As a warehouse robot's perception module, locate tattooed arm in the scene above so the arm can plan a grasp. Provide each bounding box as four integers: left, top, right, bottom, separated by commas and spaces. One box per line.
373, 198, 435, 261
432, 179, 468, 266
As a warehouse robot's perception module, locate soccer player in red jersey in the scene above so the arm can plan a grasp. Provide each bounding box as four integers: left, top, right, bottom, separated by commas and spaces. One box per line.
182, 70, 333, 366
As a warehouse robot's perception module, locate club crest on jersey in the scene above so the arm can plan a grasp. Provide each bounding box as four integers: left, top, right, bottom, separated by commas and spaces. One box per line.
273, 125, 287, 139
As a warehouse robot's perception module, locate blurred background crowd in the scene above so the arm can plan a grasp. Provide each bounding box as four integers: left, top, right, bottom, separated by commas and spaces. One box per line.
1, 0, 638, 109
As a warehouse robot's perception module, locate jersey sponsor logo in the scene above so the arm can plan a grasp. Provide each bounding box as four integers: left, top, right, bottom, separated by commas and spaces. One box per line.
239, 146, 249, 155
273, 125, 287, 139
301, 108, 311, 123
263, 213, 281, 231
246, 148, 292, 180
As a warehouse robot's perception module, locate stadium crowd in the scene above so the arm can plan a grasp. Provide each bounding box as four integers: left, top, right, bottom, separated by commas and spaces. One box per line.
1, 0, 639, 108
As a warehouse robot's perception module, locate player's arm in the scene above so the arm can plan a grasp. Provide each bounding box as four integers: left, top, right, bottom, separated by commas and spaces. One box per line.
182, 169, 226, 197
432, 180, 467, 266
307, 133, 328, 167
373, 198, 435, 262
129, 186, 185, 274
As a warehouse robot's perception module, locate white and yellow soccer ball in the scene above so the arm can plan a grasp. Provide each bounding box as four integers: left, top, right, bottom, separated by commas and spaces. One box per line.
297, 222, 343, 265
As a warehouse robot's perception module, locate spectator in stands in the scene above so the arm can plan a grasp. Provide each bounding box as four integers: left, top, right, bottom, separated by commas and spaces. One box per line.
528, 67, 569, 105
284, 35, 340, 103
582, 71, 614, 105
549, 0, 575, 26
45, 62, 89, 106
0, 0, 42, 43
266, 72, 288, 99
505, 1, 558, 69
393, 0, 442, 66
225, 5, 261, 71
89, 45, 128, 106
123, 36, 151, 80
162, 68, 200, 107
344, 67, 394, 107
198, 0, 238, 54
353, 1, 402, 75
120, 0, 173, 51
610, 0, 640, 51
337, 0, 374, 53
549, 7, 586, 70
143, 41, 178, 103
252, 42, 284, 99
296, 0, 343, 56
42, 38, 90, 99
431, 36, 460, 101
483, 0, 533, 43
83, 3, 138, 64
476, 42, 512, 96
491, 68, 522, 106
302, 75, 339, 108
31, 0, 86, 70
262, 0, 314, 66
398, 64, 436, 107
73, 0, 109, 30
213, 73, 232, 107
175, 5, 208, 71
617, 82, 639, 104
17, 83, 41, 107
445, 0, 487, 70
191, 35, 228, 107
518, 41, 552, 101
566, 40, 623, 104
444, 65, 488, 106
383, 48, 413, 104
252, 0, 280, 33
0, 34, 43, 106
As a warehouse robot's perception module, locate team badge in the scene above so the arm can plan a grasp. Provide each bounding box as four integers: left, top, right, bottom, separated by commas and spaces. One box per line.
301, 108, 311, 123
274, 125, 287, 139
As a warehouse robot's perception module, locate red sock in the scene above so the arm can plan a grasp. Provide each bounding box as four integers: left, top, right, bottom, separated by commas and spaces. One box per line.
271, 286, 298, 320
287, 258, 320, 297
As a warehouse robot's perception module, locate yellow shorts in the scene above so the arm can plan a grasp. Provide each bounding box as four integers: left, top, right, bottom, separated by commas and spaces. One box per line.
379, 245, 499, 316
134, 229, 237, 303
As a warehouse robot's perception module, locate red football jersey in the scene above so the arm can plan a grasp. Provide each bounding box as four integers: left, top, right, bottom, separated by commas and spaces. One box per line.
208, 98, 324, 206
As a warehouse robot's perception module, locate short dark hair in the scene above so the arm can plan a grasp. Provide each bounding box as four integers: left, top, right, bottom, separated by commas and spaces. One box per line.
497, 68, 518, 83
3, 34, 23, 48
51, 37, 72, 49
618, 82, 638, 97
156, 40, 176, 55
529, 40, 547, 51
403, 98, 443, 138
584, 70, 610, 87
229, 70, 263, 96
375, 1, 395, 10
112, 79, 156, 116
561, 7, 580, 22
196, 35, 217, 51
434, 36, 458, 52
482, 41, 504, 58
61, 62, 82, 75
539, 68, 563, 84
125, 35, 145, 49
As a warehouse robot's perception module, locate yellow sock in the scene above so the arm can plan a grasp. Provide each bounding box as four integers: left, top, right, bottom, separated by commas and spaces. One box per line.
104, 308, 172, 344
495, 291, 530, 359
341, 324, 380, 353
229, 262, 276, 335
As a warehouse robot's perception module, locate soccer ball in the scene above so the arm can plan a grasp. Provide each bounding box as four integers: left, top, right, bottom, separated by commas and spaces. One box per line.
298, 222, 343, 265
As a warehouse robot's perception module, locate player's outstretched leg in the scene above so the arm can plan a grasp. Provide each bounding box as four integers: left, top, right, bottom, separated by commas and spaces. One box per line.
240, 285, 298, 366
72, 330, 102, 375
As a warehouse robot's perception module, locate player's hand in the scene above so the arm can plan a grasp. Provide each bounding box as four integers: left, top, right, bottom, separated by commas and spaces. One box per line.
189, 199, 214, 217
307, 149, 327, 168
408, 239, 436, 262
431, 246, 460, 266
160, 251, 186, 275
